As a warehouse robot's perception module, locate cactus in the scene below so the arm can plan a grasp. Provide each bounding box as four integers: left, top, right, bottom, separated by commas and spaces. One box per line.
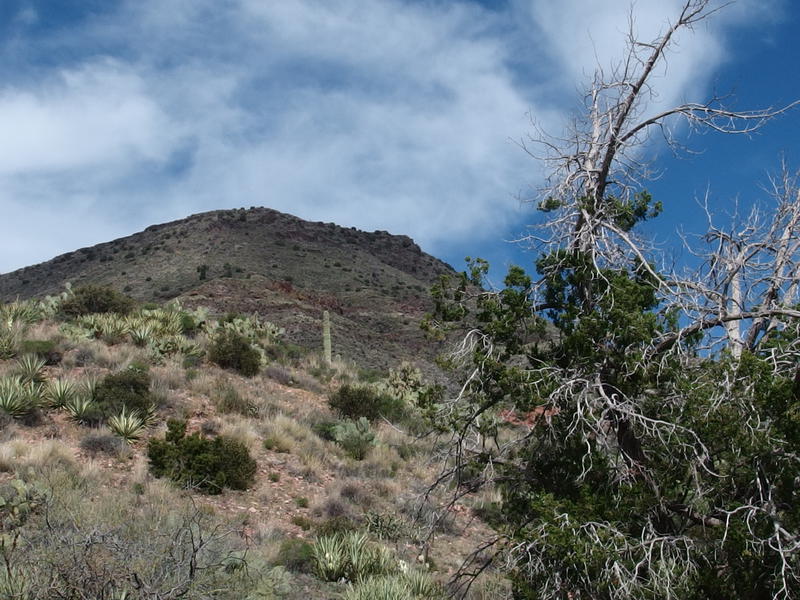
323, 310, 332, 366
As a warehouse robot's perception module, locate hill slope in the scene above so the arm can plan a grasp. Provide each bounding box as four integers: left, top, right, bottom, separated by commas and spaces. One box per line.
0, 207, 455, 369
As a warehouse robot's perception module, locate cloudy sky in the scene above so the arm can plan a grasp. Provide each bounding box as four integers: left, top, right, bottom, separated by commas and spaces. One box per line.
0, 0, 798, 276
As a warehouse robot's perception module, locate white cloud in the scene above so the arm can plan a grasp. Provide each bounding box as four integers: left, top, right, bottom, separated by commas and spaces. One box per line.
0, 0, 784, 273
0, 60, 176, 174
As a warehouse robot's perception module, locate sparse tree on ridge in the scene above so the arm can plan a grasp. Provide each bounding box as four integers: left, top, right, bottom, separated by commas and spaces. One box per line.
425, 2, 800, 598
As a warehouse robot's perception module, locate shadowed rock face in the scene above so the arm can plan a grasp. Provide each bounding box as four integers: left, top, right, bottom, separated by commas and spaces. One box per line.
0, 207, 456, 370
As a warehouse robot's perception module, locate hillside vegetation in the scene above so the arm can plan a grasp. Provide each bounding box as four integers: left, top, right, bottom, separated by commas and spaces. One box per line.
0, 207, 455, 371
0, 287, 508, 599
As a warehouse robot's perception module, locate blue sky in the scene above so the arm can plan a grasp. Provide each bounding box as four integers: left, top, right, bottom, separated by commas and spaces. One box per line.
0, 0, 797, 281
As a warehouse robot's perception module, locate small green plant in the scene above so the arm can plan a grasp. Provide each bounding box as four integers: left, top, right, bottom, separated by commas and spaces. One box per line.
328, 384, 403, 422
333, 417, 375, 461
342, 572, 444, 600
313, 532, 395, 583
295, 496, 309, 508
147, 419, 257, 494
0, 377, 35, 418
291, 515, 313, 530
263, 437, 291, 454
64, 396, 101, 425
268, 472, 280, 482
15, 354, 47, 385
207, 330, 261, 377
45, 378, 75, 409
108, 408, 147, 443
275, 538, 315, 573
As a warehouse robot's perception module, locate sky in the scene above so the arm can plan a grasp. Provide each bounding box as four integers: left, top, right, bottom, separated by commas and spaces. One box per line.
0, 0, 798, 280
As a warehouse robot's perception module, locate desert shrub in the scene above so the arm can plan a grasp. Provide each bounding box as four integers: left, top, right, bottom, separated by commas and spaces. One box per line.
208, 330, 260, 377
211, 380, 254, 416
291, 515, 313, 530
93, 365, 153, 420
315, 515, 358, 537
365, 512, 408, 541
275, 538, 315, 573
19, 340, 61, 365
59, 285, 135, 317
311, 420, 339, 441
333, 418, 375, 460
79, 433, 125, 457
328, 384, 404, 422
147, 419, 257, 494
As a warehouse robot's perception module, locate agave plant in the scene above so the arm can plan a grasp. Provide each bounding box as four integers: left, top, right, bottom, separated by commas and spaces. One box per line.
15, 354, 47, 385
45, 378, 76, 409
0, 325, 21, 359
128, 324, 155, 347
107, 408, 146, 443
81, 376, 100, 402
65, 396, 97, 424
0, 377, 34, 418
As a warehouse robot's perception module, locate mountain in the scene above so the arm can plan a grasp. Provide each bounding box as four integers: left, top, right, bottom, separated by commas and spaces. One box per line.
0, 207, 456, 370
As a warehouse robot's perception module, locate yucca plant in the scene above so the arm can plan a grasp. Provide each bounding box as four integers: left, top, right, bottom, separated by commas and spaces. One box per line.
313, 535, 348, 582
403, 570, 442, 598
0, 377, 33, 418
15, 354, 47, 385
46, 378, 76, 409
342, 577, 409, 600
108, 408, 146, 443
65, 396, 98, 424
129, 324, 155, 347
0, 328, 19, 359
81, 377, 100, 402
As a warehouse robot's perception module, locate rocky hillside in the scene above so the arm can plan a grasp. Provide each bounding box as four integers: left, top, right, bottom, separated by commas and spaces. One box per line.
0, 208, 456, 370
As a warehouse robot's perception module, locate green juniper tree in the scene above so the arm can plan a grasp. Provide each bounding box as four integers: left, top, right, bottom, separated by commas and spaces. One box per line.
426, 2, 800, 599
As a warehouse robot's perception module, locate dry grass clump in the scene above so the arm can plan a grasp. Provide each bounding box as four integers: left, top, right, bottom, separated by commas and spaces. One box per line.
219, 415, 261, 452
0, 439, 77, 474
348, 444, 402, 479
150, 359, 186, 390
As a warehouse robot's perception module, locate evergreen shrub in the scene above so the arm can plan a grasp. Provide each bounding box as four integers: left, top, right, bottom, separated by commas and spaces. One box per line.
59, 285, 135, 317
94, 365, 153, 420
147, 419, 257, 494
208, 330, 260, 377
328, 384, 403, 422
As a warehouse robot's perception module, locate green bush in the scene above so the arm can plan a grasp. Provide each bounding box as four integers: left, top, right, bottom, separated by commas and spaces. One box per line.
147, 419, 257, 494
94, 366, 153, 420
19, 340, 61, 365
207, 330, 261, 377
311, 420, 340, 441
333, 417, 375, 461
275, 538, 315, 573
328, 384, 403, 422
59, 285, 135, 317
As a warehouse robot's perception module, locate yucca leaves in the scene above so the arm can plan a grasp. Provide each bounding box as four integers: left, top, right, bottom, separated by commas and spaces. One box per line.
15, 354, 46, 385
108, 408, 146, 443
45, 379, 76, 409
65, 396, 97, 424
0, 377, 37, 418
